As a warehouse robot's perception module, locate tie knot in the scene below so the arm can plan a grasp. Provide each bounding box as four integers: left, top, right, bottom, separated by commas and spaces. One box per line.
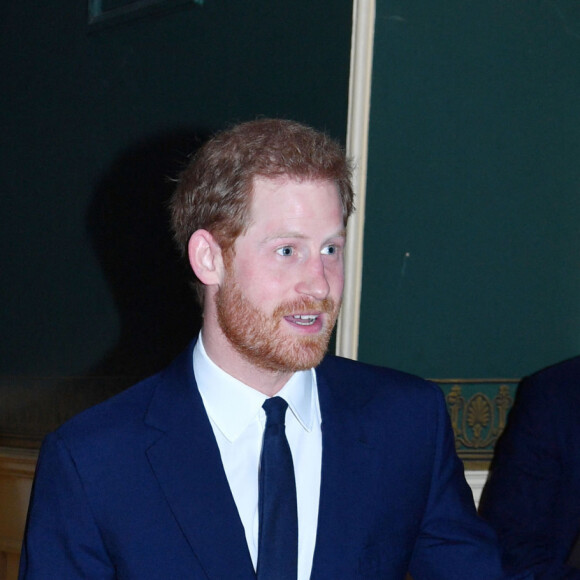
262, 396, 288, 426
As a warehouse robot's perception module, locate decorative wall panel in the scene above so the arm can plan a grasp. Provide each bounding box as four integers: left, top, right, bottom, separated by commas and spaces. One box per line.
437, 379, 518, 468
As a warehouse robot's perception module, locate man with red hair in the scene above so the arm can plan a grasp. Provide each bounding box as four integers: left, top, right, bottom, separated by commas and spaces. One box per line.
20, 119, 527, 579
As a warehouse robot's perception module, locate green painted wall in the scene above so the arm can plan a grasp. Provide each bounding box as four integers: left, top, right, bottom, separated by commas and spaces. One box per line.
359, 1, 580, 379
1, 0, 352, 375
0, 1, 352, 444
4, 0, 578, 447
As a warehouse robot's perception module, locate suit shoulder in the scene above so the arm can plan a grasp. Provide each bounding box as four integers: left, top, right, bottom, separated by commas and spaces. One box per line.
54, 343, 194, 446
317, 354, 442, 403
529, 354, 580, 383
53, 371, 160, 447
521, 354, 580, 401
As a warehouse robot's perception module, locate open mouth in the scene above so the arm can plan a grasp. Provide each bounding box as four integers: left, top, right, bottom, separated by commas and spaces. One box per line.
289, 314, 319, 326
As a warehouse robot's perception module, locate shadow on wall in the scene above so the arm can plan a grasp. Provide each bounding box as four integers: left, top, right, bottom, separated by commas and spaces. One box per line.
0, 128, 211, 447
86, 128, 210, 379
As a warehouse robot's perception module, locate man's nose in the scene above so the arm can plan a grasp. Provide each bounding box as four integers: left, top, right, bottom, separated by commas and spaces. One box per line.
295, 256, 330, 300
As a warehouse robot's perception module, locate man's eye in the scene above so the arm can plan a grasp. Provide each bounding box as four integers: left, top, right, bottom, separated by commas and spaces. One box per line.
276, 246, 294, 256
322, 245, 337, 255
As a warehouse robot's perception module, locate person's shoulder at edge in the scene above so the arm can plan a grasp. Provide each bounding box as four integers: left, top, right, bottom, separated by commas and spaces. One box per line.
523, 354, 580, 393
508, 354, 580, 420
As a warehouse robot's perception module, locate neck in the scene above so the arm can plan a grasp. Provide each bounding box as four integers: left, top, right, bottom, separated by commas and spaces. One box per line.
200, 325, 294, 397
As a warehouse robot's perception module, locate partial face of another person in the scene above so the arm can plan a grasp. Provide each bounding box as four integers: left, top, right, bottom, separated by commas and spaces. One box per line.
216, 177, 346, 372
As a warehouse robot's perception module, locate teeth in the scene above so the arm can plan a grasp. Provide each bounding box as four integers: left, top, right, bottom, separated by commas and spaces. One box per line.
292, 315, 317, 326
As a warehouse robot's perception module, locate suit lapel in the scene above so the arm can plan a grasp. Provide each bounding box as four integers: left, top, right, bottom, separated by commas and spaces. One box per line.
144, 343, 256, 579
310, 363, 377, 577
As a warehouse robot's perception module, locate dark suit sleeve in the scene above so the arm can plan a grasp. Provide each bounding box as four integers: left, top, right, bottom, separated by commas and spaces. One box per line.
19, 432, 115, 579
408, 387, 528, 580
479, 374, 564, 578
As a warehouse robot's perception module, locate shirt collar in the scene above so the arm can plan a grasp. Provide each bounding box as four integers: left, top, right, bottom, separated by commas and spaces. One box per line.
193, 334, 317, 442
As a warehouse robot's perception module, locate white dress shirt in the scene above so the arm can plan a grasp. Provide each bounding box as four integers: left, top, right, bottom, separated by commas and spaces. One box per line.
193, 335, 322, 580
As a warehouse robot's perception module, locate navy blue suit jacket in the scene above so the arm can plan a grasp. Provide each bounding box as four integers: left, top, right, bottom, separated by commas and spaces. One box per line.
480, 356, 580, 579
21, 341, 514, 579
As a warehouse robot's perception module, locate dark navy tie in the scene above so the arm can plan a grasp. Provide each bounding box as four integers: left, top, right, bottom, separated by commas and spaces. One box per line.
257, 396, 298, 580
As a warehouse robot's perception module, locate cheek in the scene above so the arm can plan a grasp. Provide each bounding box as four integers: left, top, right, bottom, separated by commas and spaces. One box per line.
235, 265, 290, 304
326, 263, 345, 295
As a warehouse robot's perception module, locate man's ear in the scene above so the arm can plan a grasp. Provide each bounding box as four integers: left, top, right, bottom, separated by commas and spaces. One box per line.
187, 230, 225, 286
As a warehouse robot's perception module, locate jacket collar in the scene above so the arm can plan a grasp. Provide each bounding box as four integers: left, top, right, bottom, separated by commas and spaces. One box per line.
143, 341, 371, 579
144, 340, 256, 579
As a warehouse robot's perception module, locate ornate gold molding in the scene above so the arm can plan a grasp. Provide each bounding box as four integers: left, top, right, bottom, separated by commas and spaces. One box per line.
434, 379, 519, 469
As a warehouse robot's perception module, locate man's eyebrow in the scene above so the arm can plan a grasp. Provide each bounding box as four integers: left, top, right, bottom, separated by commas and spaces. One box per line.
264, 231, 307, 241
323, 229, 347, 242
263, 229, 346, 243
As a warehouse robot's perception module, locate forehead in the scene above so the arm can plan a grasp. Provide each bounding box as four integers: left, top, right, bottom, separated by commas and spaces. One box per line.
248, 176, 342, 226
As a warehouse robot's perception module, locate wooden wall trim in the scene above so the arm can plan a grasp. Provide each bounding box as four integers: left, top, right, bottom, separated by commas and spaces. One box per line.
0, 448, 37, 478
336, 0, 375, 361
0, 448, 37, 580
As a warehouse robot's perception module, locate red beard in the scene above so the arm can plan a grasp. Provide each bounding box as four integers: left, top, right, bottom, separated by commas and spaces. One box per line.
215, 277, 339, 373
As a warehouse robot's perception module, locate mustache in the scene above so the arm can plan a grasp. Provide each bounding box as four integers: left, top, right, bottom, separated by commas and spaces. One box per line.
273, 297, 338, 318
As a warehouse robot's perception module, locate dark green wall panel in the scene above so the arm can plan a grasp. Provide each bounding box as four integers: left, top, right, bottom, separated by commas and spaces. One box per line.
0, 1, 352, 444
359, 1, 580, 379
